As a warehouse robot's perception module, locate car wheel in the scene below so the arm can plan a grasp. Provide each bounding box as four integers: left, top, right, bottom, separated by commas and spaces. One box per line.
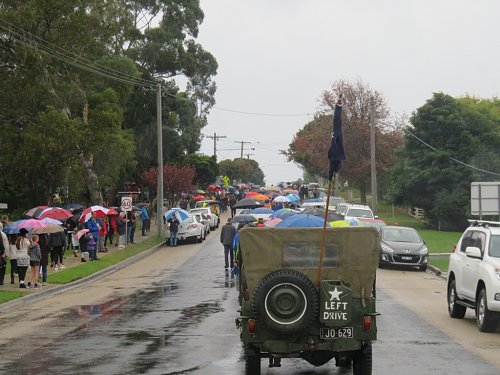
419, 264, 428, 272
476, 288, 500, 332
244, 343, 261, 375
251, 269, 319, 335
448, 279, 466, 319
198, 232, 203, 243
352, 343, 372, 375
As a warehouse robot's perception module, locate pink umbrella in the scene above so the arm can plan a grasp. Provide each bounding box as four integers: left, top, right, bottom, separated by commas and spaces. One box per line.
264, 217, 283, 227
18, 219, 48, 229
74, 228, 89, 240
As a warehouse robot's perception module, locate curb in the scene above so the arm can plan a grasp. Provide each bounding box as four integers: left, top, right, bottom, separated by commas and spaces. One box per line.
0, 241, 165, 314
427, 264, 447, 281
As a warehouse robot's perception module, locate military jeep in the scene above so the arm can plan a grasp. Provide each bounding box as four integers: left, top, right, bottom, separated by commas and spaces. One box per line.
236, 227, 380, 375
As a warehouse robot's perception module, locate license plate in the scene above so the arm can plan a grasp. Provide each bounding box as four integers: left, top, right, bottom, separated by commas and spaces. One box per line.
320, 327, 353, 339
402, 256, 413, 260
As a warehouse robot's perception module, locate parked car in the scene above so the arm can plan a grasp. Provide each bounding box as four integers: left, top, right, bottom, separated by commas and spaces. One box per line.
189, 208, 219, 230
191, 212, 210, 236
327, 196, 346, 211
378, 225, 428, 271
343, 204, 375, 221
166, 215, 205, 244
194, 200, 220, 221
335, 202, 351, 216
358, 218, 386, 230
447, 220, 500, 332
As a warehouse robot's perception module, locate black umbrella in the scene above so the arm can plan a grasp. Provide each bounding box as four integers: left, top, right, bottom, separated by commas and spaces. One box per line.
233, 198, 265, 209
232, 214, 257, 224
300, 207, 343, 222
62, 203, 85, 211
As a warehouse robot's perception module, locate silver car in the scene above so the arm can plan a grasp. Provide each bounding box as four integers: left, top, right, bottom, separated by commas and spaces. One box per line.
379, 226, 429, 271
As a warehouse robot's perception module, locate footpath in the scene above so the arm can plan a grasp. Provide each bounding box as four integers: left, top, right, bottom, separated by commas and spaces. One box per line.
0, 220, 165, 313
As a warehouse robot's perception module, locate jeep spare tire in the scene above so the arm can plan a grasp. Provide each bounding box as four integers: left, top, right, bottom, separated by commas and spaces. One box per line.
251, 269, 319, 334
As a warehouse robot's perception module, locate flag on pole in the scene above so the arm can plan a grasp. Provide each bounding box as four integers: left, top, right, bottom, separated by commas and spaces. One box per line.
328, 98, 345, 180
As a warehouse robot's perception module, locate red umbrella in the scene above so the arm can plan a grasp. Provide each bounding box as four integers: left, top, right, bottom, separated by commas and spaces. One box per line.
74, 228, 89, 240
245, 191, 259, 198
22, 206, 48, 219
107, 208, 119, 216
37, 207, 72, 220
207, 184, 220, 191
194, 195, 206, 201
79, 205, 110, 222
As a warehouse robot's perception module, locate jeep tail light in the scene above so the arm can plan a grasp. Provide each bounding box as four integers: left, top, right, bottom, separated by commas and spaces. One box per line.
188, 224, 197, 229
247, 319, 256, 334
363, 316, 372, 331
244, 289, 250, 301
452, 245, 457, 253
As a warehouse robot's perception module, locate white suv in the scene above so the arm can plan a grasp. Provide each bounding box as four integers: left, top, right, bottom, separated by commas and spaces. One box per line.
343, 204, 375, 221
447, 221, 500, 332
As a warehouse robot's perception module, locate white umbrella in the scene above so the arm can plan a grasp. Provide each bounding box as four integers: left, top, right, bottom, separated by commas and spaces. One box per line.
40, 217, 63, 225
273, 196, 291, 203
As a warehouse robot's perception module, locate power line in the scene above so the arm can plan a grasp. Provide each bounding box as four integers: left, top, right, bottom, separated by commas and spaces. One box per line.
405, 129, 500, 176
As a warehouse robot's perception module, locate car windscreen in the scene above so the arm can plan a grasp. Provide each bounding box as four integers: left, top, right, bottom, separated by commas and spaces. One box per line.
346, 208, 373, 218
488, 235, 500, 258
181, 217, 194, 224
382, 228, 421, 243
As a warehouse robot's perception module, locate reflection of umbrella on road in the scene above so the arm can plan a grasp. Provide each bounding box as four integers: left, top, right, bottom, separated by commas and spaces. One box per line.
74, 228, 89, 240
36, 207, 72, 220
79, 205, 110, 222
164, 208, 189, 221
276, 214, 324, 228
32, 223, 64, 234
233, 198, 265, 209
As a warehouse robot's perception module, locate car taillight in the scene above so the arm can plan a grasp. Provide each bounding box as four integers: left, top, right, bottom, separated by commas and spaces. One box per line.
363, 316, 372, 331
244, 289, 250, 301
247, 319, 256, 334
188, 224, 197, 229
452, 245, 457, 253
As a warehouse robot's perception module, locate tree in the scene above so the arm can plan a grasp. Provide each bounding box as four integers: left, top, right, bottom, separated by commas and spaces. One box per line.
141, 164, 195, 208
182, 154, 218, 187
218, 159, 265, 186
0, 0, 217, 209
389, 93, 500, 229
284, 79, 404, 203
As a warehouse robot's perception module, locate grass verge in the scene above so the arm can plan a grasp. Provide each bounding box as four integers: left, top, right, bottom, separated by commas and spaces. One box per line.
0, 290, 25, 303
0, 236, 163, 303
429, 257, 450, 272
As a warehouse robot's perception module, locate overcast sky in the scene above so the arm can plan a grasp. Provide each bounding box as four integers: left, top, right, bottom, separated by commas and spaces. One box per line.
196, 0, 500, 185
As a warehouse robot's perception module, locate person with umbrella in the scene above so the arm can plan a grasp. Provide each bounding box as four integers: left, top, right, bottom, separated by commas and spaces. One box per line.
0, 222, 8, 285
49, 226, 67, 270
166, 215, 180, 247
86, 212, 101, 251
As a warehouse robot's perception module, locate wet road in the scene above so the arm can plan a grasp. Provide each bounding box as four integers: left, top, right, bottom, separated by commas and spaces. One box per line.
1, 232, 499, 374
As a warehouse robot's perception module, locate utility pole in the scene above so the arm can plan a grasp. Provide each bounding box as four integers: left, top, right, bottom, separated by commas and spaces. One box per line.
370, 97, 377, 215
156, 84, 164, 238
206, 132, 226, 158
236, 140, 252, 159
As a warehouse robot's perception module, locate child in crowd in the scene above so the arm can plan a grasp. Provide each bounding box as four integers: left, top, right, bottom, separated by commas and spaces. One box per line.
27, 234, 41, 288
86, 231, 98, 261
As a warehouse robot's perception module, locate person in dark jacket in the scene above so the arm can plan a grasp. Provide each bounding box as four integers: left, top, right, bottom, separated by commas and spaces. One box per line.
167, 216, 180, 247
39, 233, 51, 285
220, 217, 237, 270
49, 230, 67, 270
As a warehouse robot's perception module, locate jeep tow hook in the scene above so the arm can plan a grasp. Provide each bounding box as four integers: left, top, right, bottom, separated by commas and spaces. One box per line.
235, 318, 242, 328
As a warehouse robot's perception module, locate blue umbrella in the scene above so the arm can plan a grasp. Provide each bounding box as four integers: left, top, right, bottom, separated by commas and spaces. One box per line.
276, 214, 325, 228
164, 208, 190, 221
276, 211, 298, 220
286, 193, 300, 202
251, 208, 274, 215
271, 208, 294, 218
3, 219, 27, 235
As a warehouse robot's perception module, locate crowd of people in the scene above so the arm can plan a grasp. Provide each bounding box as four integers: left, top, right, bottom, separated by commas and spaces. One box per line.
0, 204, 152, 288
